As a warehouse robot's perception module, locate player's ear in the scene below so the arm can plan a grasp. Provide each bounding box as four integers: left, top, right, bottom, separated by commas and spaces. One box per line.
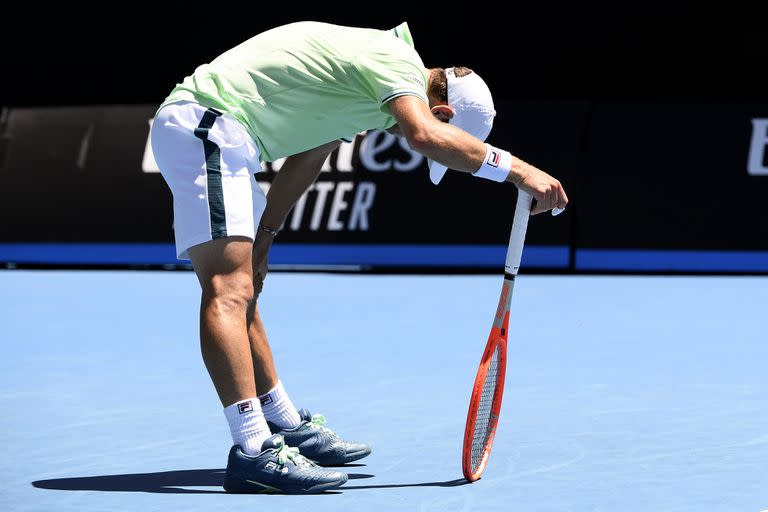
430, 104, 455, 123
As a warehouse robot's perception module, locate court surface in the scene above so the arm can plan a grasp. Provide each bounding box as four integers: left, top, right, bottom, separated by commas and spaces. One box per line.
1, 271, 766, 512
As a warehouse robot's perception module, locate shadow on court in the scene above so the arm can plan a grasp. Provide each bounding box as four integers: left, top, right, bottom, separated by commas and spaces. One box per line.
32, 470, 376, 494
342, 478, 469, 490
32, 470, 465, 494
33, 469, 229, 494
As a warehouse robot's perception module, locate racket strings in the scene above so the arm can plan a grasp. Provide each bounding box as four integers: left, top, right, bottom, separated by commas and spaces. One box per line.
471, 345, 501, 471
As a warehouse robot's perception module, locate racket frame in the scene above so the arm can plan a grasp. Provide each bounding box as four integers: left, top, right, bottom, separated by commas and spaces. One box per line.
462, 191, 532, 482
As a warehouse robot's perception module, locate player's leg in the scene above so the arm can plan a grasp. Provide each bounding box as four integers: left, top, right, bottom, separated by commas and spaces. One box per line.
188, 239, 346, 493
151, 102, 346, 492
151, 101, 276, 455
188, 238, 281, 460
188, 237, 259, 408
247, 208, 280, 396
245, 146, 372, 465
248, 222, 303, 430
245, 149, 326, 429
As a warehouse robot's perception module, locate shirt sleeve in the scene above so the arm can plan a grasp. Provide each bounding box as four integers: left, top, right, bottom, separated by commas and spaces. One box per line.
355, 36, 429, 108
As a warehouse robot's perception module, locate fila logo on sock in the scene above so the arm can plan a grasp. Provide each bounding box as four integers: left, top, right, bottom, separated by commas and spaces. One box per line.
238, 401, 253, 414
487, 150, 500, 167
259, 395, 273, 406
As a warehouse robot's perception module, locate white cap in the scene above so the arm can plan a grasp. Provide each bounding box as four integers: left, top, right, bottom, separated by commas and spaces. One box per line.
428, 67, 496, 184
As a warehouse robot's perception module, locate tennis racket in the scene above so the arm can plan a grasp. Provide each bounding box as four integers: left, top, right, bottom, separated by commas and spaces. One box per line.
462, 191, 562, 482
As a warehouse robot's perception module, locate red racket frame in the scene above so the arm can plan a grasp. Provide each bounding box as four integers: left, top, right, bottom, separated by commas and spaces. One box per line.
462, 278, 512, 481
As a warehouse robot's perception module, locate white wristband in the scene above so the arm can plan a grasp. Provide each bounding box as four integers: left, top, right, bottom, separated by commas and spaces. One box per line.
473, 144, 512, 182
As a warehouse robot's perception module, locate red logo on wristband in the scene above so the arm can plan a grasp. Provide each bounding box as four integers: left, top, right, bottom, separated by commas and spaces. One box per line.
488, 150, 500, 167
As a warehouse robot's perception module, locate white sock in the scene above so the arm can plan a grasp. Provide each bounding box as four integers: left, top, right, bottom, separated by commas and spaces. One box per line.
258, 380, 302, 429
224, 398, 271, 456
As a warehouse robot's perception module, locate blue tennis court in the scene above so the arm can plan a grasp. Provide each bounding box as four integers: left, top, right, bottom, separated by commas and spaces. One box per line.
2, 270, 766, 511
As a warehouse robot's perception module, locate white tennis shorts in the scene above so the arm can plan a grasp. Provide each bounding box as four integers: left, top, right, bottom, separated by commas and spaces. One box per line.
151, 101, 266, 260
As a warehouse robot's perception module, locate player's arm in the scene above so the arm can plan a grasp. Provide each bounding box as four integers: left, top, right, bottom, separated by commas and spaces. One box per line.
252, 140, 341, 298
387, 95, 568, 215
259, 140, 341, 229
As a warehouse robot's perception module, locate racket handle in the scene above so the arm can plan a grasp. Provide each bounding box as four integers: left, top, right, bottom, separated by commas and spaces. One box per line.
504, 191, 532, 275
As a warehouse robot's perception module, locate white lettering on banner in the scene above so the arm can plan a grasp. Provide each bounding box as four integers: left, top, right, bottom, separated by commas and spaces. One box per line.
394, 137, 422, 171
336, 139, 355, 172
321, 139, 355, 172
310, 182, 335, 230
359, 131, 423, 172
281, 181, 376, 232
328, 182, 354, 231
748, 119, 768, 175
348, 182, 376, 230
321, 154, 332, 172
290, 190, 309, 231
142, 118, 160, 173
359, 131, 393, 171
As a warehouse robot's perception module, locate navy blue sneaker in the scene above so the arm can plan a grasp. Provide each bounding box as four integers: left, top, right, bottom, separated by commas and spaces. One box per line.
223, 434, 348, 494
268, 409, 372, 466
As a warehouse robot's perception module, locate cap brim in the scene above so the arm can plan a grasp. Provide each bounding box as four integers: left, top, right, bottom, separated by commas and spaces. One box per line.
427, 68, 496, 186
428, 159, 448, 184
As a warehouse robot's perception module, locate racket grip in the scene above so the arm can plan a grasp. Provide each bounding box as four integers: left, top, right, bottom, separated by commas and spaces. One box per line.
552, 207, 566, 216
504, 191, 532, 275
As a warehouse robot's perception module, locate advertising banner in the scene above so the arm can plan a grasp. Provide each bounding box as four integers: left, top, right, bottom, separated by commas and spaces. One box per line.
1, 102, 583, 268
576, 102, 768, 271
2, 101, 765, 271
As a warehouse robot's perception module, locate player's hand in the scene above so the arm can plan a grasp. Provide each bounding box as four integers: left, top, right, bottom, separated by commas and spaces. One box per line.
507, 157, 568, 215
251, 225, 276, 301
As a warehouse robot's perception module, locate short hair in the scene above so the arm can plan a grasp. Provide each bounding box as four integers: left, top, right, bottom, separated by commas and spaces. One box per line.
428, 66, 474, 103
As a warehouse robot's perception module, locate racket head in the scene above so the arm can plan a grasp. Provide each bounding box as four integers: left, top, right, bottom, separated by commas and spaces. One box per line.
462, 308, 509, 481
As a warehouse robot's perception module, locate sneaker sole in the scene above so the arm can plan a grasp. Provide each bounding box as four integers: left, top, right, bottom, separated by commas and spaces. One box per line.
314, 447, 372, 466
341, 447, 372, 464
223, 475, 348, 494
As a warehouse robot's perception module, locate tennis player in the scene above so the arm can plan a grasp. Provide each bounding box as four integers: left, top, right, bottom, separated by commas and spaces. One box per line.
150, 20, 568, 494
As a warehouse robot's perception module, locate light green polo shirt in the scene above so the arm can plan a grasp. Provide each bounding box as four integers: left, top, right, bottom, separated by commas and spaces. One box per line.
160, 21, 428, 162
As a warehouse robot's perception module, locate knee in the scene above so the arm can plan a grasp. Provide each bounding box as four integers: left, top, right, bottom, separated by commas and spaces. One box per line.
202, 273, 255, 315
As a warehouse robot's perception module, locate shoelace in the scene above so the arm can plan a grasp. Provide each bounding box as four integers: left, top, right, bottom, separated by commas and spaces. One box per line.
275, 440, 313, 468
308, 413, 337, 437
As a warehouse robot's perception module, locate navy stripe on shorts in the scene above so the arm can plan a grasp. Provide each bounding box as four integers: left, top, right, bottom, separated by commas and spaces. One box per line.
193, 108, 227, 239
